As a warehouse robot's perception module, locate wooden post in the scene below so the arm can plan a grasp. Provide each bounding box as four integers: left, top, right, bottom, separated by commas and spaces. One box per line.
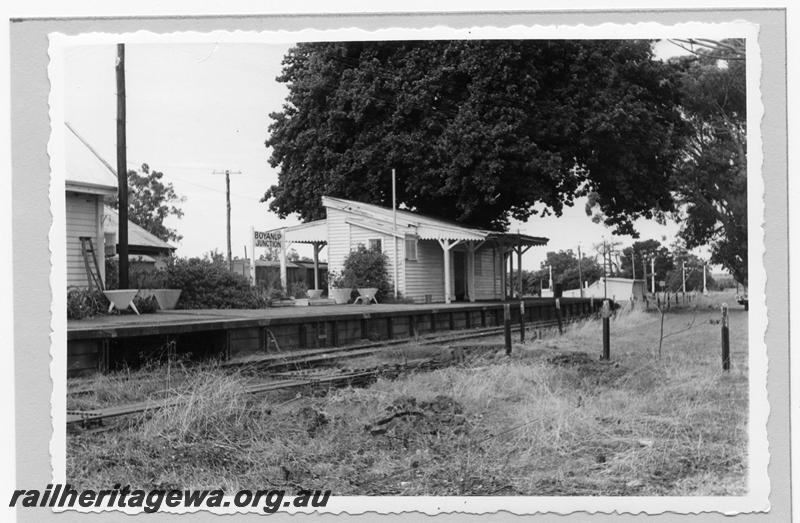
519, 300, 525, 342
279, 228, 288, 293
98, 339, 110, 373
651, 257, 656, 294
313, 243, 320, 290
517, 236, 523, 297
438, 239, 461, 304
116, 43, 129, 289
601, 300, 611, 360
509, 249, 514, 298
721, 304, 730, 371
467, 243, 476, 303
504, 304, 512, 355
554, 298, 563, 335
249, 226, 256, 286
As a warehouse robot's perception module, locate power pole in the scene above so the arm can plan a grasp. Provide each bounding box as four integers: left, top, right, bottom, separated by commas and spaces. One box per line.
602, 240, 608, 299
213, 169, 242, 272
682, 261, 686, 293
391, 168, 398, 299
651, 257, 656, 294
116, 43, 129, 289
577, 245, 584, 297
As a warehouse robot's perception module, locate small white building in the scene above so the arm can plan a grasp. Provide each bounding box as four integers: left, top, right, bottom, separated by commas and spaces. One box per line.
562, 277, 647, 301
258, 196, 548, 304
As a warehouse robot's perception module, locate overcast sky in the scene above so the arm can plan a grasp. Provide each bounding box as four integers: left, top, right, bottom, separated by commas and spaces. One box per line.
62, 39, 703, 271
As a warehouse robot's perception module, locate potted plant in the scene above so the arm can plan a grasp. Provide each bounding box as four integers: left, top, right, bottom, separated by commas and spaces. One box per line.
342, 245, 390, 305
327, 270, 353, 305
134, 268, 182, 310
306, 289, 324, 300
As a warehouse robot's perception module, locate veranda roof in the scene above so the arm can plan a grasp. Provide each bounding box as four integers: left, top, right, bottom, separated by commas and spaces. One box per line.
282, 220, 328, 244
322, 196, 548, 246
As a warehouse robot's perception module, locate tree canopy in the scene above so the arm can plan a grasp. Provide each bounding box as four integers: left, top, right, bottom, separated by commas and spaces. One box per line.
525, 249, 603, 293
670, 39, 748, 284
110, 163, 185, 243
264, 40, 686, 232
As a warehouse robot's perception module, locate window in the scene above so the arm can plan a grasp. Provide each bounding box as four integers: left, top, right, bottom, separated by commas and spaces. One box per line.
369, 238, 382, 252
405, 236, 418, 261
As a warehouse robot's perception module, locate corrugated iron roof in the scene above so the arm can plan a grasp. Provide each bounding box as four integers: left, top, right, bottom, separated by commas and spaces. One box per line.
103, 206, 175, 252
323, 196, 488, 241
64, 123, 118, 196
322, 196, 548, 246
283, 220, 328, 243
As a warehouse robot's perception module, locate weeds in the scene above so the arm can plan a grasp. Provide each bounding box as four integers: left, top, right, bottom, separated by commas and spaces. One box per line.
68, 292, 748, 495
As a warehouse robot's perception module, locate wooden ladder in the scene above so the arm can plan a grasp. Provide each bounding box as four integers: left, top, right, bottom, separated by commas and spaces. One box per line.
79, 236, 105, 291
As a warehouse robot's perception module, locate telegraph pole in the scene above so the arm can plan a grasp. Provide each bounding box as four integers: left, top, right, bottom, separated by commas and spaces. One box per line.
577, 244, 584, 297
602, 240, 608, 299
116, 43, 129, 289
392, 168, 398, 299
651, 257, 656, 294
213, 169, 242, 271
682, 261, 687, 293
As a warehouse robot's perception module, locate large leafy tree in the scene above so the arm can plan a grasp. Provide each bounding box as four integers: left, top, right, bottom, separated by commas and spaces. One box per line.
264, 40, 686, 232
670, 39, 747, 285
110, 163, 185, 243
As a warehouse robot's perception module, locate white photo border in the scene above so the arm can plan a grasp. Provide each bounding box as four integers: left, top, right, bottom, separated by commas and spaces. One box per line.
48, 20, 768, 515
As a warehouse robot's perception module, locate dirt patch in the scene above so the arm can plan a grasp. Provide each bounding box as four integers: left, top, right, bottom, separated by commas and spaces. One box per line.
545, 351, 628, 388
367, 395, 467, 439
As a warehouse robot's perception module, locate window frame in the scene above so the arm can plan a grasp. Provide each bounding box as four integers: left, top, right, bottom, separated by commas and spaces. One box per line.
404, 235, 418, 262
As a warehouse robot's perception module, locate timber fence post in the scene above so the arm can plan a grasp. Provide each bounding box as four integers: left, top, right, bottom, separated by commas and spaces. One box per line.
554, 298, 563, 335
601, 299, 611, 360
721, 304, 730, 371
504, 304, 512, 355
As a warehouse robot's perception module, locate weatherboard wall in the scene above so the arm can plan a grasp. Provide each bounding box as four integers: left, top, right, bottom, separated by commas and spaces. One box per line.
66, 191, 105, 288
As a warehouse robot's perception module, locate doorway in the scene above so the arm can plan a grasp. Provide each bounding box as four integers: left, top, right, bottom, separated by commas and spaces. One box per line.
453, 251, 467, 301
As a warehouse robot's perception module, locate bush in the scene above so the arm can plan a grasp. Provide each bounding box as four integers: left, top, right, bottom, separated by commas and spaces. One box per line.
105, 258, 168, 290
132, 294, 160, 314
327, 269, 353, 289
67, 287, 109, 320
289, 280, 309, 299
164, 257, 266, 309
342, 245, 391, 300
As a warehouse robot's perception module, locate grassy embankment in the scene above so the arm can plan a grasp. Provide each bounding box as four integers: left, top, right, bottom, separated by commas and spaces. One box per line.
68, 291, 748, 496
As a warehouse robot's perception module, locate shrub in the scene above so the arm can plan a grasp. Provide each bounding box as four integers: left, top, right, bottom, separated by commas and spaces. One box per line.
327, 269, 353, 289
164, 257, 266, 309
342, 245, 391, 300
105, 258, 168, 290
289, 280, 309, 299
67, 287, 109, 320
132, 294, 160, 314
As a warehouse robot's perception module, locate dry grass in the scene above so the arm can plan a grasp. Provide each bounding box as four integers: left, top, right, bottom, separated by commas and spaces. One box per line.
67, 291, 748, 496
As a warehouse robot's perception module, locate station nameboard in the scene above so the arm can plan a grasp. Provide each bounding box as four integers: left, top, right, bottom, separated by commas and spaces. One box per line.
254, 230, 282, 247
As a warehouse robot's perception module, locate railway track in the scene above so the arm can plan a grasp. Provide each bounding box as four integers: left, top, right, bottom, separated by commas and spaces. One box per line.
67, 314, 590, 430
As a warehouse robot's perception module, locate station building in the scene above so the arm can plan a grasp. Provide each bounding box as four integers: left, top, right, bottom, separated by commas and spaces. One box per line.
259, 196, 548, 304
